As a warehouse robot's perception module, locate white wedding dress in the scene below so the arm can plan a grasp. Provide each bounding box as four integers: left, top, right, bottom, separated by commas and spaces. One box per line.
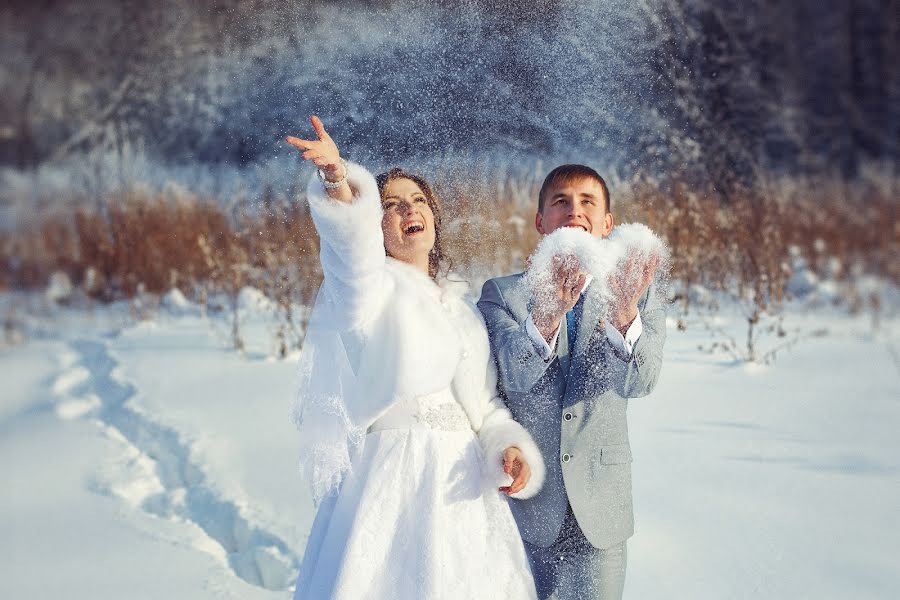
295, 389, 539, 599
291, 163, 542, 600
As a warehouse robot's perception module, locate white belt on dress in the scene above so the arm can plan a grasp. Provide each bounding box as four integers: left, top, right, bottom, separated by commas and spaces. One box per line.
367, 391, 472, 433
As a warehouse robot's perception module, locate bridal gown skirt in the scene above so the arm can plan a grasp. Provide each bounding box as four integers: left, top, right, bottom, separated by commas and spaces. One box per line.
293, 410, 538, 599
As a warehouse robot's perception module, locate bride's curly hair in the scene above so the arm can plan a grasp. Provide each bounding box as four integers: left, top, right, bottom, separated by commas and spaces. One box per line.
375, 168, 450, 280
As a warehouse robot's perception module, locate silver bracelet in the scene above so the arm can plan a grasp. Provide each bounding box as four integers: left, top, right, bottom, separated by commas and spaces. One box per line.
317, 158, 348, 189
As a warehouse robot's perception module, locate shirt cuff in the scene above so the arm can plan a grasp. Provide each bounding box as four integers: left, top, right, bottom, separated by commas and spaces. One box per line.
525, 312, 559, 361
604, 311, 643, 356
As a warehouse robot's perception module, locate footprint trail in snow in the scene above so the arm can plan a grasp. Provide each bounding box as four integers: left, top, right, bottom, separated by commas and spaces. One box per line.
52, 337, 299, 591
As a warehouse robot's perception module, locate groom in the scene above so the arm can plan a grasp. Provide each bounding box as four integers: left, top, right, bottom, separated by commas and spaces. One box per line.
477, 164, 666, 600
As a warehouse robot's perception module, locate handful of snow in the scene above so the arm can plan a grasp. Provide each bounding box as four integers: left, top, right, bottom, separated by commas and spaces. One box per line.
525, 228, 618, 307
524, 223, 670, 313
606, 222, 671, 273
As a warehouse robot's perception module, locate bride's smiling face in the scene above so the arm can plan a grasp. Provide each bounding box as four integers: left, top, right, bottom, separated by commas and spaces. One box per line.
381, 177, 436, 267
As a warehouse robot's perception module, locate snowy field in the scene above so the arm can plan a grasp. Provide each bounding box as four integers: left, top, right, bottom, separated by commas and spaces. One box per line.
2, 290, 898, 599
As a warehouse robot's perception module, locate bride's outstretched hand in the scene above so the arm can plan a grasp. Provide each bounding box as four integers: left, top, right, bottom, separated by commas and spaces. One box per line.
286, 115, 351, 201
499, 447, 531, 496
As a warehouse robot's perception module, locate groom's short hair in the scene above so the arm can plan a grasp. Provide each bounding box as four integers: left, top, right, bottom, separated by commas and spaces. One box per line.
538, 164, 610, 214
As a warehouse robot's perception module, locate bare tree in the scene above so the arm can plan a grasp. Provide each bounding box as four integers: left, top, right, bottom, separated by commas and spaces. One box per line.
199, 232, 249, 352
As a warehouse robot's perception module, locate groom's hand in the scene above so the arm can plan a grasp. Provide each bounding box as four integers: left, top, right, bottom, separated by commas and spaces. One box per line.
532, 255, 587, 343
608, 251, 660, 334
499, 447, 531, 496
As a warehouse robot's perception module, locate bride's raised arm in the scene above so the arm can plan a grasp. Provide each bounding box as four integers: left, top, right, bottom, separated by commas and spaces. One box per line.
287, 116, 387, 331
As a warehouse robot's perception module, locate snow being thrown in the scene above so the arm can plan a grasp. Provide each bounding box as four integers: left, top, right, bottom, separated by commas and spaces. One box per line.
524, 222, 671, 321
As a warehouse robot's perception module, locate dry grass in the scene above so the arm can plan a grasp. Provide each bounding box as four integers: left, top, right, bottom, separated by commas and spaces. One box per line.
83, 192, 233, 297
1, 174, 896, 316
620, 176, 898, 303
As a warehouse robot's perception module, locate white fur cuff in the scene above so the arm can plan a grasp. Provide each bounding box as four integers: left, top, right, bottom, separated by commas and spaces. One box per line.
480, 420, 546, 500
305, 161, 383, 239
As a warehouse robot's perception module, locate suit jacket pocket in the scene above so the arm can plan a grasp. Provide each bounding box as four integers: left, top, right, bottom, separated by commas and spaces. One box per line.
580, 442, 632, 492
599, 443, 633, 465
574, 442, 635, 549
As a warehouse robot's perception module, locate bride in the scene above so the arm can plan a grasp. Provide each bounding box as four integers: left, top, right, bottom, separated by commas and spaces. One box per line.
286, 116, 544, 599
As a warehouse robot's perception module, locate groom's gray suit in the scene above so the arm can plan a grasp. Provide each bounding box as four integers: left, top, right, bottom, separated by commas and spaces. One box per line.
478, 273, 665, 599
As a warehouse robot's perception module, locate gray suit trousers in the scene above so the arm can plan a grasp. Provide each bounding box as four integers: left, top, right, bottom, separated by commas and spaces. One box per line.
524, 507, 627, 600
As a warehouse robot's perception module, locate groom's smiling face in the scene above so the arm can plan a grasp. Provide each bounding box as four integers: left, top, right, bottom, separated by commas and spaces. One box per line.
535, 177, 613, 238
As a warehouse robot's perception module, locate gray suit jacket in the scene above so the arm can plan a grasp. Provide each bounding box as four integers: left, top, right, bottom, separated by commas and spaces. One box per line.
478, 273, 665, 550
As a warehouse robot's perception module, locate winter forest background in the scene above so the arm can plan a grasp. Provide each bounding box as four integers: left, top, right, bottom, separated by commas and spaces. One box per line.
5, 0, 899, 177
3, 0, 898, 324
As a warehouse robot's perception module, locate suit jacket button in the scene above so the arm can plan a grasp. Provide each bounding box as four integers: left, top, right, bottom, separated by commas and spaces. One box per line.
562, 453, 571, 463
564, 412, 574, 421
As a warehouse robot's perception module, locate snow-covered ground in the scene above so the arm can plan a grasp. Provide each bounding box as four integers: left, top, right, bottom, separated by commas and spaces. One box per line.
2, 291, 898, 599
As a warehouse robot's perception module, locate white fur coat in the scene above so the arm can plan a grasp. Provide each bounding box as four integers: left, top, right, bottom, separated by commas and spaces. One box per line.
292, 162, 544, 501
